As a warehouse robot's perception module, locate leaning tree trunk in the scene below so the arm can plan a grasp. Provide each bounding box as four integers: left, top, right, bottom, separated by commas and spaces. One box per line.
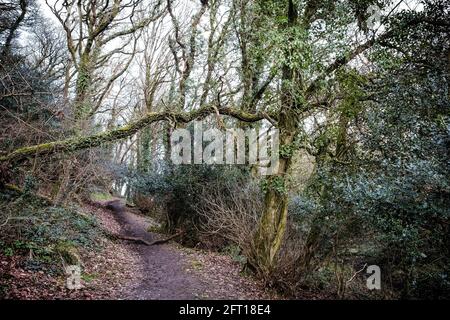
0, 106, 267, 166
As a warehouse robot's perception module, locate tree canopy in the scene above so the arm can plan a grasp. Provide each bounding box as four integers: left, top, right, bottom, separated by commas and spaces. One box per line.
1, 0, 449, 299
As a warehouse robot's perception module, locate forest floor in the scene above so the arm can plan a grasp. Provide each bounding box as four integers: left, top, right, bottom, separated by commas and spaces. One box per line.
105, 199, 273, 299
1, 198, 274, 300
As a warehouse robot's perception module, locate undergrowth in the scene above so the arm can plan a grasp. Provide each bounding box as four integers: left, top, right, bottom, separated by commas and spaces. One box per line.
0, 188, 103, 275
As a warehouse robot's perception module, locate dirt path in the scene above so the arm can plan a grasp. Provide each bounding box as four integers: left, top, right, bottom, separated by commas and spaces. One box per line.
105, 200, 271, 300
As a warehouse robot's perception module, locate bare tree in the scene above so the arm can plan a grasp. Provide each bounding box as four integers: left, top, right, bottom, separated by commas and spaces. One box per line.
45, 0, 165, 128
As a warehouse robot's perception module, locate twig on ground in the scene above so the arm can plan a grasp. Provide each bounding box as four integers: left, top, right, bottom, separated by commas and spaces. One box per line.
111, 231, 184, 246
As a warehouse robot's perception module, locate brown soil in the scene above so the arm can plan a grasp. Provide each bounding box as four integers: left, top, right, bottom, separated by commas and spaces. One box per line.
104, 199, 273, 300
0, 198, 273, 300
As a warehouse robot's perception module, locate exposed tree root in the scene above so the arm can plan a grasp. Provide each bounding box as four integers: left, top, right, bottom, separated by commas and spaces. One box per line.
111, 231, 183, 246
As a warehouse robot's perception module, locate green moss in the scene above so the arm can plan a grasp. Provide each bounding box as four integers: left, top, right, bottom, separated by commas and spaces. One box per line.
190, 259, 203, 270
81, 272, 98, 283
55, 241, 81, 266
1, 104, 265, 164
90, 192, 113, 202
147, 224, 163, 233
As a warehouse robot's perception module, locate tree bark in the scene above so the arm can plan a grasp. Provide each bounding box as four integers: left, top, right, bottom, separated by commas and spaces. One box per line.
250, 0, 299, 275
0, 105, 269, 166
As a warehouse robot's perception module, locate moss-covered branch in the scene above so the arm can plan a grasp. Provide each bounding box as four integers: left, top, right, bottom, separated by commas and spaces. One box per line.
0, 105, 269, 165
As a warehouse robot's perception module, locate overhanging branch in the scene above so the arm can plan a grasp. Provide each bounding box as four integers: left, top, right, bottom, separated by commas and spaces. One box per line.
0, 105, 269, 165
304, 18, 423, 99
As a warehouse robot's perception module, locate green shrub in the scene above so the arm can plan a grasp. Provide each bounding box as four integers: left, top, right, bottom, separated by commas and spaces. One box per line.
0, 191, 102, 271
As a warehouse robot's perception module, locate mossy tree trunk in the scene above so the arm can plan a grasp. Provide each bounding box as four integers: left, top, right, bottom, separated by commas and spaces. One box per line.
74, 52, 95, 126
251, 0, 301, 275
0, 105, 269, 166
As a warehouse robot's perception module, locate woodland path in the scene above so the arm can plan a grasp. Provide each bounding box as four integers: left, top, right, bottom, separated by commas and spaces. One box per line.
104, 199, 270, 300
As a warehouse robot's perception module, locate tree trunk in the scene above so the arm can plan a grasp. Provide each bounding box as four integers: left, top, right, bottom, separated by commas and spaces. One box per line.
252, 187, 289, 274
251, 130, 295, 274
73, 48, 99, 132
0, 105, 267, 166
250, 0, 299, 275
54, 158, 73, 204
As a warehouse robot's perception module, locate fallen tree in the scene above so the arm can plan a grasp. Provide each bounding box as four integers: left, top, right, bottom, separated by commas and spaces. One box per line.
0, 104, 270, 165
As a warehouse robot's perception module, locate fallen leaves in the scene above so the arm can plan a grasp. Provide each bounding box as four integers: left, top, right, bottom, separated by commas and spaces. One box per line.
0, 204, 141, 300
